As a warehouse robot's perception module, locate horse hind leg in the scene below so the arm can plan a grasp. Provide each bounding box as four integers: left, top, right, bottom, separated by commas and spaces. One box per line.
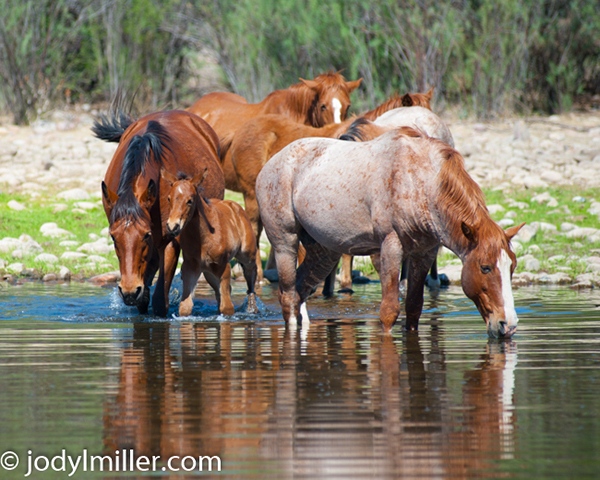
378, 234, 403, 334
178, 259, 201, 317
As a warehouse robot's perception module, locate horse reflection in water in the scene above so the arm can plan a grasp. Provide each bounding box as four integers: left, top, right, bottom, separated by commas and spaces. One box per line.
103, 317, 518, 478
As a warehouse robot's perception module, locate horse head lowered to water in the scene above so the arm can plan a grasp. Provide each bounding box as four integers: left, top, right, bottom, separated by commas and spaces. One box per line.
255, 127, 524, 338
95, 110, 225, 316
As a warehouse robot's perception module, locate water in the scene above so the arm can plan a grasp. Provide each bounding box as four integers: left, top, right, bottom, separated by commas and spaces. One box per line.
1, 280, 600, 479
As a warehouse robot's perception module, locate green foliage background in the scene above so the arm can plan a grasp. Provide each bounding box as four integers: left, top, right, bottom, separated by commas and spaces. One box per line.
0, 0, 599, 124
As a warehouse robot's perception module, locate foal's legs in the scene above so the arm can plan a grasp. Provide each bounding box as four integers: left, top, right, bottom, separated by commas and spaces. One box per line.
379, 234, 403, 333
405, 247, 439, 331
204, 264, 235, 315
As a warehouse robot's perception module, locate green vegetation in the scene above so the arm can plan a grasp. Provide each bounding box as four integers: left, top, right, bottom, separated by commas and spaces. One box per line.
1, 1, 598, 124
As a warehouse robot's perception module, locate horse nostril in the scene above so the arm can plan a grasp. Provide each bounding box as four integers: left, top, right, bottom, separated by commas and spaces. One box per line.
118, 285, 124, 298
135, 286, 143, 300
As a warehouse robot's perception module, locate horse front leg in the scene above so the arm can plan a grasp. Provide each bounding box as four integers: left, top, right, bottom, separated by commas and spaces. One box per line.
152, 240, 180, 317
379, 234, 403, 334
205, 264, 235, 315
405, 248, 438, 331
339, 254, 354, 291
235, 249, 259, 314
178, 258, 201, 317
139, 250, 159, 314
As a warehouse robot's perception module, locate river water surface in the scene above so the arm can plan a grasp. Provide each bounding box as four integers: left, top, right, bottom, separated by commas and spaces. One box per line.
1, 280, 600, 479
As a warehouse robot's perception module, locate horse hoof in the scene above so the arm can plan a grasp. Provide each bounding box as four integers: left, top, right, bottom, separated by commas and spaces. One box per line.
338, 287, 354, 295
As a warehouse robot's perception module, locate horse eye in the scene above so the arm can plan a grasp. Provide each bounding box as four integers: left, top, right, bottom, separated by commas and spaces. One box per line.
167, 196, 171, 204
143, 232, 152, 242
186, 199, 193, 206
321, 104, 327, 111
481, 265, 492, 274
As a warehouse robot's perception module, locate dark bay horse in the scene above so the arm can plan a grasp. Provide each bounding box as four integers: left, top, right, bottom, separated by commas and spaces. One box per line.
95, 110, 225, 316
161, 168, 259, 317
255, 127, 524, 338
187, 72, 362, 170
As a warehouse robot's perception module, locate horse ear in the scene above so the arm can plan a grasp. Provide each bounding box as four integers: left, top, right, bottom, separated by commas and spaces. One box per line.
191, 168, 208, 189
345, 78, 363, 92
101, 181, 118, 208
461, 222, 478, 244
140, 179, 157, 208
425, 86, 434, 100
299, 78, 319, 91
160, 168, 177, 186
505, 222, 526, 240
401, 93, 414, 107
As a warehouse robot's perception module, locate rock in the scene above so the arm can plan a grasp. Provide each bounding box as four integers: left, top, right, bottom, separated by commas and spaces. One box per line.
487, 204, 505, 214
52, 204, 69, 213
513, 120, 530, 142
40, 222, 73, 238
61, 251, 87, 260
56, 188, 90, 200
510, 240, 523, 255
537, 272, 571, 284
504, 211, 517, 218
263, 269, 279, 283
531, 192, 553, 204
498, 218, 514, 227
540, 171, 563, 183
73, 201, 98, 210
560, 222, 578, 232
7, 200, 26, 211
572, 196, 586, 203
513, 224, 537, 243
548, 255, 565, 263
59, 240, 79, 248
89, 271, 121, 284
566, 227, 598, 240
58, 266, 71, 281
34, 253, 59, 264
0, 237, 22, 254
6, 263, 24, 274
77, 238, 111, 255
439, 264, 462, 284
42, 273, 57, 282
520, 256, 541, 271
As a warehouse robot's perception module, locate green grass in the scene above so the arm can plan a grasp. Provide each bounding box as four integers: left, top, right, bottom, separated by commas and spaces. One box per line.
436, 185, 600, 278
0, 192, 116, 277
2, 185, 600, 280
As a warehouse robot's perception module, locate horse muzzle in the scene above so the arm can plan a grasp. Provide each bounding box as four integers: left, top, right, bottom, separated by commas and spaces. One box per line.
118, 285, 145, 306
487, 314, 518, 338
166, 221, 181, 238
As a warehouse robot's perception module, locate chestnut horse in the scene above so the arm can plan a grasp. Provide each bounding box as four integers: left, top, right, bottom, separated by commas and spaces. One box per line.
187, 72, 362, 168
161, 168, 259, 317
255, 127, 524, 338
230, 101, 450, 281
95, 110, 225, 316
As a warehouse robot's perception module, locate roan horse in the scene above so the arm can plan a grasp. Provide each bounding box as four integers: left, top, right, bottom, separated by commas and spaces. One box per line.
231, 102, 449, 281
161, 168, 259, 317
255, 127, 524, 338
331, 104, 455, 293
94, 110, 225, 316
187, 71, 362, 167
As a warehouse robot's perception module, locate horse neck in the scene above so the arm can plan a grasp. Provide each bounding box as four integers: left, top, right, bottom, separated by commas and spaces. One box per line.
260, 85, 312, 122
361, 96, 405, 121
193, 195, 217, 237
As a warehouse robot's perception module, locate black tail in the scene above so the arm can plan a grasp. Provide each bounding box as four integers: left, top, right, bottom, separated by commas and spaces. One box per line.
92, 109, 136, 143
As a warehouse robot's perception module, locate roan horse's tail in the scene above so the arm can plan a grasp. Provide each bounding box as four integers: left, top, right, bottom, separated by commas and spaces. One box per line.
92, 109, 136, 143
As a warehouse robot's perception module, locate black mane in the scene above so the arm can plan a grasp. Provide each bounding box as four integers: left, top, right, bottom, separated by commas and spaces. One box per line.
110, 120, 171, 223
338, 117, 371, 142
